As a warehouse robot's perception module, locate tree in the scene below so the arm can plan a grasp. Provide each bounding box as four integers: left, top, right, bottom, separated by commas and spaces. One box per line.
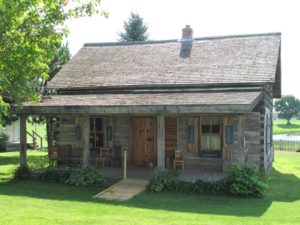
0, 0, 107, 124
275, 95, 300, 124
118, 12, 149, 41
43, 43, 71, 90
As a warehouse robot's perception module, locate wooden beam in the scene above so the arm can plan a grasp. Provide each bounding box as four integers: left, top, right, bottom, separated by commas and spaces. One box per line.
21, 104, 253, 115
157, 115, 165, 168
19, 114, 27, 167
82, 116, 90, 167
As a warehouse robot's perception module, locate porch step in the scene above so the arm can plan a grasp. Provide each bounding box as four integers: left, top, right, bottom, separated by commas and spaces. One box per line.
184, 155, 223, 171
27, 142, 39, 149
5, 142, 20, 151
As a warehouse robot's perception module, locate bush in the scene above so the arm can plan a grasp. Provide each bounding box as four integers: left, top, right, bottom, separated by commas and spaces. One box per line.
13, 165, 32, 180
147, 165, 268, 198
224, 164, 268, 198
147, 167, 179, 192
35, 169, 70, 183
194, 179, 225, 194
0, 130, 9, 142
66, 166, 104, 186
28, 156, 49, 169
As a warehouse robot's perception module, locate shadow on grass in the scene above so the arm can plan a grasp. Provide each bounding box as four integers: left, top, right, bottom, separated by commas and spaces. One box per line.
0, 155, 46, 166
277, 123, 300, 129
0, 168, 299, 217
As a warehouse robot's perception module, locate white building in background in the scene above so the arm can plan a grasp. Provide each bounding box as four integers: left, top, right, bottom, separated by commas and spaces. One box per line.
5, 119, 20, 142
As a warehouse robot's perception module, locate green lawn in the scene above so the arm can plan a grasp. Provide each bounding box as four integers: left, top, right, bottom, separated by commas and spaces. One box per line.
26, 122, 48, 147
0, 151, 300, 225
273, 119, 300, 135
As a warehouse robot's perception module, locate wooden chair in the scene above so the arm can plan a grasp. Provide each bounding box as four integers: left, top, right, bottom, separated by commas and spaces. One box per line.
48, 146, 58, 166
96, 147, 112, 167
173, 149, 184, 170
57, 145, 72, 167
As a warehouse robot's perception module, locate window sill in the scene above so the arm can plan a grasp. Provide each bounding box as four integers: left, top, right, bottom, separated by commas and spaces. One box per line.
198, 151, 222, 158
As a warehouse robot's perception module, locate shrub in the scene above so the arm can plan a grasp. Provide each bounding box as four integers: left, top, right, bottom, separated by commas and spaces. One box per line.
224, 164, 268, 198
193, 179, 225, 194
173, 180, 194, 193
147, 167, 179, 192
148, 167, 226, 195
66, 166, 104, 186
0, 130, 9, 143
13, 165, 32, 180
28, 156, 49, 169
147, 165, 268, 198
35, 169, 71, 183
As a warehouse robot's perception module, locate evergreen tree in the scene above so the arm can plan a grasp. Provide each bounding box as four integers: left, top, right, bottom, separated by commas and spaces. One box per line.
118, 12, 149, 41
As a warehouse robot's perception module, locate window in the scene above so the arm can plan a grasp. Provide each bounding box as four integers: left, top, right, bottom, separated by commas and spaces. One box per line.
89, 118, 104, 148
200, 118, 221, 151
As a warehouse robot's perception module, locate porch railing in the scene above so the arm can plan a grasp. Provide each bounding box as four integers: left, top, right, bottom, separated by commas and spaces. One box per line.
26, 130, 43, 150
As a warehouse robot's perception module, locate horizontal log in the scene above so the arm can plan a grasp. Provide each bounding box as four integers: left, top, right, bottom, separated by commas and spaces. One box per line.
21, 104, 254, 115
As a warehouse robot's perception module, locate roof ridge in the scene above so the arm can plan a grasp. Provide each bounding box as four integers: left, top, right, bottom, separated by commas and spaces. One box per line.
84, 32, 281, 47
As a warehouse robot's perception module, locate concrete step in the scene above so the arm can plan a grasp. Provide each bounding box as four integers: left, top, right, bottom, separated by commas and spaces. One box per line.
5, 142, 20, 151
94, 178, 148, 201
4, 142, 40, 151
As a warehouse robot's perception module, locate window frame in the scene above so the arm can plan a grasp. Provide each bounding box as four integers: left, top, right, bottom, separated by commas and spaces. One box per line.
199, 117, 222, 152
89, 117, 104, 148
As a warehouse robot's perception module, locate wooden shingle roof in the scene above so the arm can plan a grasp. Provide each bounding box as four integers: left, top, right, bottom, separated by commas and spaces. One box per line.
22, 91, 263, 114
47, 33, 281, 97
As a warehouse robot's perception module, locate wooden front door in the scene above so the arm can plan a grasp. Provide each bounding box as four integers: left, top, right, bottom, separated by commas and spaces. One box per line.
131, 117, 157, 166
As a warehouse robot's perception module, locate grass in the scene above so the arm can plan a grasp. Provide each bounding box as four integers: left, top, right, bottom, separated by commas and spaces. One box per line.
26, 121, 48, 147
0, 151, 300, 224
273, 119, 300, 135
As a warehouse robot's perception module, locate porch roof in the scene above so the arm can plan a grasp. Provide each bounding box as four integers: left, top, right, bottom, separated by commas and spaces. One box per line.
21, 90, 263, 114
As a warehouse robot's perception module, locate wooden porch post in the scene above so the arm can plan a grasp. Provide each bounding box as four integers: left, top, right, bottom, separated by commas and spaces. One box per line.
46, 116, 53, 149
19, 114, 27, 167
157, 115, 165, 168
82, 116, 90, 167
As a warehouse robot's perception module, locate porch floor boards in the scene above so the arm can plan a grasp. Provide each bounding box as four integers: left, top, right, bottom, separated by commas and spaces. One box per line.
99, 166, 224, 182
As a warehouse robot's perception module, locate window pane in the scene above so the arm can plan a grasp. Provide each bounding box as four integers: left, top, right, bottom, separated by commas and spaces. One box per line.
95, 118, 102, 131
96, 133, 103, 147
90, 118, 94, 131
202, 124, 210, 133
89, 136, 95, 148
211, 134, 221, 150
202, 118, 210, 125
211, 118, 220, 125
211, 118, 220, 133
202, 118, 210, 133
201, 134, 210, 150
211, 125, 220, 133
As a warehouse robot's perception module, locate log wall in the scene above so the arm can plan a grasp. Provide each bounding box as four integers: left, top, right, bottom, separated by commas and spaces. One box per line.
53, 103, 271, 172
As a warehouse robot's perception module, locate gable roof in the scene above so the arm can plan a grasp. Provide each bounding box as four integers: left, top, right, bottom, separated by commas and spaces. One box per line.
47, 33, 281, 97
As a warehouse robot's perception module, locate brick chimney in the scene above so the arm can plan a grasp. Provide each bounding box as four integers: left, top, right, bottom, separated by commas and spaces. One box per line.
182, 25, 193, 40
180, 25, 193, 58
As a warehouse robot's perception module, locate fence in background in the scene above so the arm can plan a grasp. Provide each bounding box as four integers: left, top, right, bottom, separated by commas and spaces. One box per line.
274, 140, 300, 152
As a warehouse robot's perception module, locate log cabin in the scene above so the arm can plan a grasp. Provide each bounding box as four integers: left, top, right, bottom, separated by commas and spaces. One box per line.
19, 26, 281, 174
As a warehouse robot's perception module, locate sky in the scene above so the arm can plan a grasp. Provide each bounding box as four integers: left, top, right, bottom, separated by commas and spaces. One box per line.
66, 0, 300, 99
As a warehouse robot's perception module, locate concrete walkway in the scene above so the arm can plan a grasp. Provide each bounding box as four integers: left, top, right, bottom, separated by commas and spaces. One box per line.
94, 178, 148, 201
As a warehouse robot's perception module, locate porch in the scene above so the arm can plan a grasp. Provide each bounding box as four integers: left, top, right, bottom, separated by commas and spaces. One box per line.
48, 146, 225, 182
99, 166, 225, 182
17, 89, 264, 176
